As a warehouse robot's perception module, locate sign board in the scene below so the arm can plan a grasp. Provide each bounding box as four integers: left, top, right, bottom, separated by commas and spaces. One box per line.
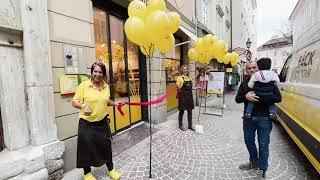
207, 71, 225, 94
60, 74, 90, 96
226, 68, 233, 73
246, 50, 252, 61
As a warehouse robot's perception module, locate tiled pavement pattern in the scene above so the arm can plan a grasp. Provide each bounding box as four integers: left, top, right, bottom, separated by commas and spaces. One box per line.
63, 92, 319, 180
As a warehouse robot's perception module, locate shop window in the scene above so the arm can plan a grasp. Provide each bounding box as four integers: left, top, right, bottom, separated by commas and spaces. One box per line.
94, 7, 110, 83
0, 109, 4, 151
165, 38, 182, 111
165, 38, 181, 82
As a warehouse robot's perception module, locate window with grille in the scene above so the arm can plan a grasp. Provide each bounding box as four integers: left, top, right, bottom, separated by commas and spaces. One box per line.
200, 0, 208, 26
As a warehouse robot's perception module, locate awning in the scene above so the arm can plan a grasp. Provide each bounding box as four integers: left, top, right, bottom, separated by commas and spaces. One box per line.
179, 26, 197, 41
174, 26, 197, 47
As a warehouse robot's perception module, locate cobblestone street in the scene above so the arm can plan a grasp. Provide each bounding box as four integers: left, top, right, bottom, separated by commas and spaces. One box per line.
64, 93, 319, 180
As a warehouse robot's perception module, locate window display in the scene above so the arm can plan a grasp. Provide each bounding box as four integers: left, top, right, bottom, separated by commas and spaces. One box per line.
165, 38, 181, 82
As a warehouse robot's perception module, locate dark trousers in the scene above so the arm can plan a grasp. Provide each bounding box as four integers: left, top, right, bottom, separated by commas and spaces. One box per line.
178, 109, 192, 128
246, 102, 276, 114
83, 155, 113, 174
243, 116, 272, 170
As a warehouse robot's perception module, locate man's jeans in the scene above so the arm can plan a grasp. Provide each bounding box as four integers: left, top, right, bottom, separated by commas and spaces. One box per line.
243, 116, 272, 170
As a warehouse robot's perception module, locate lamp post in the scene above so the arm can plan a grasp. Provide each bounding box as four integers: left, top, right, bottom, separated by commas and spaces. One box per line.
240, 38, 252, 82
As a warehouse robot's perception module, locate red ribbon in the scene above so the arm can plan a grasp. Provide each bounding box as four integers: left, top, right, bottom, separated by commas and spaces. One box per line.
117, 87, 177, 116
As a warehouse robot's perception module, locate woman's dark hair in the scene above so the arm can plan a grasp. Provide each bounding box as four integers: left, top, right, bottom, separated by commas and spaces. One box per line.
91, 62, 107, 78
257, 57, 272, 70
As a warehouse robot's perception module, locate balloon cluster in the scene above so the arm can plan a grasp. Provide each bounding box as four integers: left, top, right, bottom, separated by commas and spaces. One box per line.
124, 0, 181, 56
188, 34, 239, 66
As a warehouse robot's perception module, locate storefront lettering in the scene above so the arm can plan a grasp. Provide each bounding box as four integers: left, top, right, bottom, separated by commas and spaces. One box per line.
295, 68, 312, 78
294, 50, 315, 79
297, 50, 315, 67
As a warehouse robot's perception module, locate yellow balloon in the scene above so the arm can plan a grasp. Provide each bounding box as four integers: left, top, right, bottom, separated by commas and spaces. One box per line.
124, 17, 145, 45
188, 48, 198, 61
128, 0, 147, 19
225, 53, 232, 63
214, 40, 225, 52
208, 46, 217, 59
140, 42, 154, 56
167, 12, 181, 34
223, 54, 230, 64
145, 10, 170, 43
231, 60, 237, 66
231, 52, 239, 64
224, 43, 229, 53
155, 34, 175, 53
147, 0, 166, 12
203, 34, 217, 47
197, 52, 206, 64
195, 38, 209, 53
217, 58, 223, 64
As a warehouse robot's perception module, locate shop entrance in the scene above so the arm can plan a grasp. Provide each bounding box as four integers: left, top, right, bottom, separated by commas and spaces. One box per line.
94, 7, 145, 133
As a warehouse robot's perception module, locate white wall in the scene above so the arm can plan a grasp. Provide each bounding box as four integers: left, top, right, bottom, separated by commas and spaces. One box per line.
232, 0, 257, 60
257, 45, 292, 74
197, 0, 231, 47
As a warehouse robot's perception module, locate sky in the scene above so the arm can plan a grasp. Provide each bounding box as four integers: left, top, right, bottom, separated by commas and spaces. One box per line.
257, 0, 298, 47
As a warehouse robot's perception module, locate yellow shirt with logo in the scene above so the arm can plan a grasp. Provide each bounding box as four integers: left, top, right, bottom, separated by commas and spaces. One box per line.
73, 80, 110, 122
176, 75, 192, 88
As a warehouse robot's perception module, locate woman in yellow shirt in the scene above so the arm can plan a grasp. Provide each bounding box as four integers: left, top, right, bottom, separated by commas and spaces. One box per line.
176, 65, 195, 131
72, 62, 121, 180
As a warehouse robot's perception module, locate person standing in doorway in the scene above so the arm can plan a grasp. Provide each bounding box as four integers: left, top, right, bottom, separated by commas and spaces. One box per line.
176, 64, 195, 131
235, 60, 282, 178
72, 62, 121, 180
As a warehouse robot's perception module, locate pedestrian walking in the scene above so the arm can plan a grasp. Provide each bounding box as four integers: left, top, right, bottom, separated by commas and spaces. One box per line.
235, 60, 282, 178
176, 65, 195, 131
72, 62, 121, 180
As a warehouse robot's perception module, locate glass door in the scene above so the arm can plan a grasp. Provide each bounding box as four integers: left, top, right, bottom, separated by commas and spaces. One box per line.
94, 7, 142, 133
127, 40, 141, 123
109, 15, 131, 130
93, 8, 116, 133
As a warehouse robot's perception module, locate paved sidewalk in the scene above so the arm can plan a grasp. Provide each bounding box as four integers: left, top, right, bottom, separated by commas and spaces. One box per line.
63, 93, 319, 180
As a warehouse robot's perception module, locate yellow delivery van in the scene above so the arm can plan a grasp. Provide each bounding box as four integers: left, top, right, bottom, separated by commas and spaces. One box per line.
277, 0, 320, 172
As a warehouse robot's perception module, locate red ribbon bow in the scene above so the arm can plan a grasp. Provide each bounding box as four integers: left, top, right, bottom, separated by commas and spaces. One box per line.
117, 87, 177, 116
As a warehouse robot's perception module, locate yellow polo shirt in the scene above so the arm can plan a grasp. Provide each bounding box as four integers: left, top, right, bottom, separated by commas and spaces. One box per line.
73, 80, 110, 122
176, 75, 192, 88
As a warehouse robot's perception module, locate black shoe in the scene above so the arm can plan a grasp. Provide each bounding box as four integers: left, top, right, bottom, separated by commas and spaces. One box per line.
244, 113, 251, 120
179, 126, 186, 131
257, 169, 266, 178
188, 127, 195, 131
239, 162, 258, 170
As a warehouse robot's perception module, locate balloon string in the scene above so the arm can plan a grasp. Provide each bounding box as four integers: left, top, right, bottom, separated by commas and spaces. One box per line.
117, 87, 177, 116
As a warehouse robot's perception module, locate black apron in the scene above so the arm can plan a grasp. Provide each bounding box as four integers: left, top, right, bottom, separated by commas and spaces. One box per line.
77, 114, 113, 168
178, 77, 194, 111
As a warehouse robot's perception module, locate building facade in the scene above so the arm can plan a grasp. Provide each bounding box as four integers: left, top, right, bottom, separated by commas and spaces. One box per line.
0, 0, 203, 177
257, 36, 293, 74
231, 0, 257, 59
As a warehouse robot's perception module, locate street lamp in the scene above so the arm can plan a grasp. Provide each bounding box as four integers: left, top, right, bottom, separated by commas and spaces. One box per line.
246, 38, 252, 49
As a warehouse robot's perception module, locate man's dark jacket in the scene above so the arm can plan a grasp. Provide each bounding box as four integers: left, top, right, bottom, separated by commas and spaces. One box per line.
235, 79, 282, 117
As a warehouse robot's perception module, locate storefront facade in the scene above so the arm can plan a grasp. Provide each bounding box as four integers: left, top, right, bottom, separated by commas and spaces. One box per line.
0, 0, 199, 176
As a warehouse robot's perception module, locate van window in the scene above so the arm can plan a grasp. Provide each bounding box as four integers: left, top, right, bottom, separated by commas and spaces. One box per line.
279, 54, 293, 82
